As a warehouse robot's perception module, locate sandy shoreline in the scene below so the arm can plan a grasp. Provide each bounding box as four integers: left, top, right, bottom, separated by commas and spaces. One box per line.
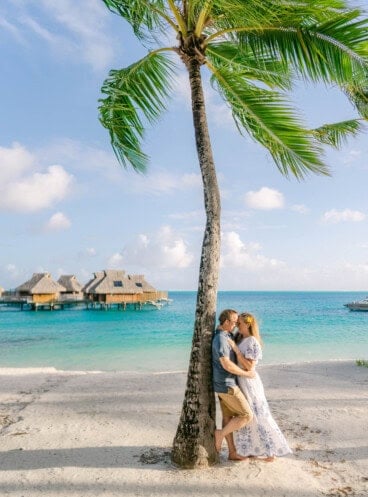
0, 361, 367, 497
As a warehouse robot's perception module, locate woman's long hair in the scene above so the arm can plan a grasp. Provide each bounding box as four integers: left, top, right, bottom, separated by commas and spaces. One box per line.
238, 312, 263, 347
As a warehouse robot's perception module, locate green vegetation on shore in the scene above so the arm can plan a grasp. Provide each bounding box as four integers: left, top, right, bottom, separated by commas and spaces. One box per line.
356, 359, 368, 368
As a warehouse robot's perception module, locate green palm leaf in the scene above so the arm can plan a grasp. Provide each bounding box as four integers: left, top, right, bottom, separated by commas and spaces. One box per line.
207, 42, 292, 90
99, 52, 177, 171
195, 0, 349, 34
345, 84, 368, 119
210, 66, 328, 178
313, 119, 366, 147
230, 11, 368, 86
102, 0, 170, 38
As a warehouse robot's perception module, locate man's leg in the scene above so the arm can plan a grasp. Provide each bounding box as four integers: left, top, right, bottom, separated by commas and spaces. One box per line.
215, 414, 249, 453
215, 387, 253, 458
222, 415, 247, 461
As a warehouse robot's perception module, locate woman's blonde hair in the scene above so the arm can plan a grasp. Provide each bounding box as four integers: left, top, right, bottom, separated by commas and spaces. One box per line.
238, 312, 262, 347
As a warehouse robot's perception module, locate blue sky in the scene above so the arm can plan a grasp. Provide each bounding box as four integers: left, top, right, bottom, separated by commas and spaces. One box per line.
0, 0, 367, 292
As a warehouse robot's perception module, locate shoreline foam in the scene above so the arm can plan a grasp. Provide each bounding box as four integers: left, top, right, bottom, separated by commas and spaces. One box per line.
0, 358, 358, 376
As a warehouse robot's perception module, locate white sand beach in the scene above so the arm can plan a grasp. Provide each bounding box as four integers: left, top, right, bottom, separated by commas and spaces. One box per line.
0, 361, 367, 497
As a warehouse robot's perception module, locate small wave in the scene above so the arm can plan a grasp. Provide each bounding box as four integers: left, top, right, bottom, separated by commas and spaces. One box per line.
0, 336, 56, 345
0, 367, 103, 376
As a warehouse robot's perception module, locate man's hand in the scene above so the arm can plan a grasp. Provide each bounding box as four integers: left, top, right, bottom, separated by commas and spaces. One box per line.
242, 369, 255, 379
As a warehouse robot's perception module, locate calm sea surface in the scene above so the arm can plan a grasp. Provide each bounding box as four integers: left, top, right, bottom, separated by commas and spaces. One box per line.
1, 292, 367, 372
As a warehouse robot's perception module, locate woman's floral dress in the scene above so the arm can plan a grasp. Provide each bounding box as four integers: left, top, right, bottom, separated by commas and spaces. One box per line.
236, 336, 292, 458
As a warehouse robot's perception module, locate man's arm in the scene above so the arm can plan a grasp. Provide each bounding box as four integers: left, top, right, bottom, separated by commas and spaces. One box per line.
219, 356, 255, 378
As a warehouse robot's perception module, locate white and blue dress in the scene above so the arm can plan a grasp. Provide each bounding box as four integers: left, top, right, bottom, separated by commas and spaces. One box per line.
236, 336, 292, 458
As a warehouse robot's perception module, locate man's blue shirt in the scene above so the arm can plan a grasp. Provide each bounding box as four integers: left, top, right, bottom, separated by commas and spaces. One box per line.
212, 329, 237, 393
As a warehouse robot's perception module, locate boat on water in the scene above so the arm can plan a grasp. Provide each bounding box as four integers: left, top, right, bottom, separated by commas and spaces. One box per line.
344, 297, 368, 311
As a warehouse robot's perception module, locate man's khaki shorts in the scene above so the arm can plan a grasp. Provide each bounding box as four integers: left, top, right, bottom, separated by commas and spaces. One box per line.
217, 386, 252, 420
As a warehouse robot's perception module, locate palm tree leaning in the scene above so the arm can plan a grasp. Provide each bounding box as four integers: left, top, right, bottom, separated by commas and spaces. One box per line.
99, 0, 368, 468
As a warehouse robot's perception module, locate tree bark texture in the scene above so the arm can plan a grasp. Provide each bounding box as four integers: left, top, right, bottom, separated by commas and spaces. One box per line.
171, 58, 221, 468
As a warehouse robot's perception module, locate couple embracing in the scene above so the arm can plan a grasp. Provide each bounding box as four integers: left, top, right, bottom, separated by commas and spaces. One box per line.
212, 309, 291, 462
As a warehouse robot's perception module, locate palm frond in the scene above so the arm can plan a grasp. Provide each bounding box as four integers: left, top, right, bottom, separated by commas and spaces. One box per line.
206, 41, 292, 90
313, 119, 366, 147
231, 11, 368, 87
200, 0, 355, 38
210, 65, 329, 179
99, 51, 177, 172
344, 84, 368, 119
102, 0, 173, 38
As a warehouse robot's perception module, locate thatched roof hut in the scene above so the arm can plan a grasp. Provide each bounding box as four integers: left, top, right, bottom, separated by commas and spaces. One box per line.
83, 271, 105, 294
16, 273, 66, 303
57, 275, 83, 300
84, 270, 140, 295
128, 274, 157, 293
83, 269, 162, 304
58, 275, 82, 292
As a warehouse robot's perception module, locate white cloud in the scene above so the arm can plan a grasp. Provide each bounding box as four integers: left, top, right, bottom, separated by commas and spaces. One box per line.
37, 138, 122, 181
114, 226, 194, 270
127, 169, 202, 195
5, 0, 116, 71
0, 164, 73, 213
1, 264, 27, 287
107, 252, 124, 268
0, 143, 74, 212
291, 204, 309, 214
0, 17, 25, 43
343, 149, 362, 165
22, 16, 55, 43
345, 262, 368, 273
245, 187, 284, 210
322, 209, 366, 224
0, 142, 34, 182
38, 0, 115, 71
222, 210, 251, 231
221, 231, 285, 271
5, 264, 19, 278
45, 212, 71, 231
168, 210, 204, 221
85, 247, 97, 257
77, 247, 98, 262
181, 173, 202, 188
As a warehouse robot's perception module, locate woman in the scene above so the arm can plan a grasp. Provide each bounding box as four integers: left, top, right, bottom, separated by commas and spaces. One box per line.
229, 312, 292, 462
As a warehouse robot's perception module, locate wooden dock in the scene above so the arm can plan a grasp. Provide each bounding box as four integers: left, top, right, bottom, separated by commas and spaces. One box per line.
0, 298, 170, 311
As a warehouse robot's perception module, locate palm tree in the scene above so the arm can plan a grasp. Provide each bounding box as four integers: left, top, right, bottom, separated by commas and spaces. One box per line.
99, 0, 368, 468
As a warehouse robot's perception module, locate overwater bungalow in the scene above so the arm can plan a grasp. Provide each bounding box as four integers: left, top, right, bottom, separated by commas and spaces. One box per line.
57, 275, 84, 301
15, 273, 66, 304
83, 269, 167, 305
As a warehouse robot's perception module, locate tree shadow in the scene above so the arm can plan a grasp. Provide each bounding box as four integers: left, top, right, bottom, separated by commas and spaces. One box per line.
0, 445, 172, 471
0, 478, 329, 497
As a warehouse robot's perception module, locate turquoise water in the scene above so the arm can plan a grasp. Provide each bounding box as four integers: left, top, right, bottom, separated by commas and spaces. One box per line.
1, 292, 367, 372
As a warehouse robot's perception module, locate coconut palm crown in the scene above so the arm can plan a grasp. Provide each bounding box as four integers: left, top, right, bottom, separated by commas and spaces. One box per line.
99, 0, 368, 468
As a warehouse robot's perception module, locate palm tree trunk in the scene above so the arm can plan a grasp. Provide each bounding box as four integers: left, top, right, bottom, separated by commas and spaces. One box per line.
172, 57, 221, 468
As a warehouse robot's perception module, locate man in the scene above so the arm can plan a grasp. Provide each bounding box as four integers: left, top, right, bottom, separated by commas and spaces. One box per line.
212, 309, 254, 461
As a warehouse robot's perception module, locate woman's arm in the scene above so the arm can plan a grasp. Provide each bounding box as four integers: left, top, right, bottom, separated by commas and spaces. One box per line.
228, 339, 256, 371
219, 356, 255, 378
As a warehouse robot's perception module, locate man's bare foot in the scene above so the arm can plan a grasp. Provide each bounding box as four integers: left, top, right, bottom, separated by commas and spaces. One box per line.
228, 453, 249, 461
214, 429, 223, 453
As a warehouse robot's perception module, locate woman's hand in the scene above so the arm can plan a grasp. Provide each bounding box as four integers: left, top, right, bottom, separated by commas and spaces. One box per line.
227, 338, 239, 354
